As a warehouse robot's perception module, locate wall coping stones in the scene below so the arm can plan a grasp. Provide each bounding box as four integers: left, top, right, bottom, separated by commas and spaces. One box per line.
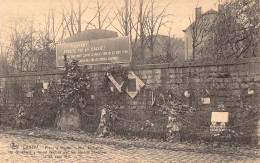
0, 70, 64, 78
0, 57, 259, 78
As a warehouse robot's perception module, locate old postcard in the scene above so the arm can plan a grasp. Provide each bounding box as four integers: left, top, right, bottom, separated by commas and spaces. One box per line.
0, 0, 259, 162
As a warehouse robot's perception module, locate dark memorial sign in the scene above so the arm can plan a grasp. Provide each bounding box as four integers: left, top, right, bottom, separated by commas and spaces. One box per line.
56, 36, 131, 67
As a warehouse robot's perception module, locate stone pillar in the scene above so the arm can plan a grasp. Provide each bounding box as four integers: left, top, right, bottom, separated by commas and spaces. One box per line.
166, 108, 181, 142
97, 107, 110, 137
167, 116, 180, 142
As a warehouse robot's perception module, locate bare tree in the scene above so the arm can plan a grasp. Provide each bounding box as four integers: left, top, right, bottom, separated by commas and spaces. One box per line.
112, 0, 172, 64
138, 0, 146, 62
9, 18, 31, 71
188, 12, 213, 60
161, 27, 175, 60
111, 0, 139, 58
205, 0, 260, 59
55, 0, 114, 37
7, 16, 56, 72
188, 0, 260, 60
44, 4, 68, 44
111, 0, 148, 64
131, 0, 150, 64
92, 0, 113, 30
0, 41, 12, 74
112, 0, 137, 36
55, 0, 91, 38
144, 0, 171, 58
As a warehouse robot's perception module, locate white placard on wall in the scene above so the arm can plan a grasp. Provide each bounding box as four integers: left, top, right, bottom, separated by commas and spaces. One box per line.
201, 97, 210, 104
211, 112, 229, 123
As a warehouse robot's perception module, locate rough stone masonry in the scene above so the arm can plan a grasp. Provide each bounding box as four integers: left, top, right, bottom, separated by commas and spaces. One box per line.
0, 57, 259, 143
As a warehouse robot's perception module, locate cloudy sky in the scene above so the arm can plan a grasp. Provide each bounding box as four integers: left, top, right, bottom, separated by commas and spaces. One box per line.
0, 0, 221, 39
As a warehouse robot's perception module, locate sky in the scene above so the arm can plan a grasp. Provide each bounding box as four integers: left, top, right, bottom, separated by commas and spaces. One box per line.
0, 0, 221, 40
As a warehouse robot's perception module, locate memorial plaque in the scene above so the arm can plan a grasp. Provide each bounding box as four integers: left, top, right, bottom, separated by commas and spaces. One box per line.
56, 36, 131, 67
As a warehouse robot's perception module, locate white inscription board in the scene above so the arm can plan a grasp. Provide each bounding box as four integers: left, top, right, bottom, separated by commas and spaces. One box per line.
211, 112, 229, 123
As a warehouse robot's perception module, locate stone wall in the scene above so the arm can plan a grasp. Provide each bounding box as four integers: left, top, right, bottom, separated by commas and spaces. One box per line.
0, 57, 259, 141
0, 71, 63, 107
85, 57, 260, 140
88, 57, 260, 111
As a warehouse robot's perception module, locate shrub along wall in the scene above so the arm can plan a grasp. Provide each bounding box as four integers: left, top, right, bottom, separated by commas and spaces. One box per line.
0, 57, 259, 143
0, 71, 63, 128
86, 57, 260, 142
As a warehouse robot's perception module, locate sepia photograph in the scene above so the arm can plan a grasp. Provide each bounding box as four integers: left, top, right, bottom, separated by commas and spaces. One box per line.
0, 0, 259, 162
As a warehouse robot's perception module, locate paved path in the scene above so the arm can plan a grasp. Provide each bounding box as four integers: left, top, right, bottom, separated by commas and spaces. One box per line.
0, 133, 258, 163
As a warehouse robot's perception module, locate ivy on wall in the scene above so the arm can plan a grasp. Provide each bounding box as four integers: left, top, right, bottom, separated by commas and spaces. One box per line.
58, 60, 91, 111
96, 66, 129, 137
